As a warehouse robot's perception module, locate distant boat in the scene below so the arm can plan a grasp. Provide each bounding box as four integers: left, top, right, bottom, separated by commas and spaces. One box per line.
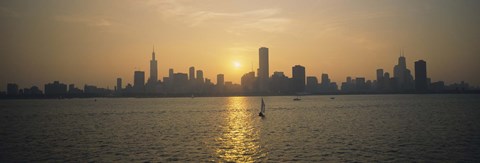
293, 96, 301, 101
330, 97, 335, 100
259, 98, 266, 117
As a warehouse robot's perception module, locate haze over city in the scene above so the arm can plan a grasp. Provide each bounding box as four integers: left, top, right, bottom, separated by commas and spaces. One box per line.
1, 0, 480, 91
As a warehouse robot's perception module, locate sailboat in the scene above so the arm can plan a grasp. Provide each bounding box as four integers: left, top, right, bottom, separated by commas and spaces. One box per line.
293, 96, 301, 101
259, 98, 266, 117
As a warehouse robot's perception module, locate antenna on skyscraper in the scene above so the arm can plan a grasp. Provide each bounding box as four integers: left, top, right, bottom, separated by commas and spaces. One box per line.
251, 61, 253, 72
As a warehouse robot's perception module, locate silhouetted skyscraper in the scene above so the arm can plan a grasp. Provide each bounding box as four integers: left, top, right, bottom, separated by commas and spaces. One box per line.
149, 47, 158, 83
258, 47, 269, 92
241, 72, 256, 92
270, 71, 289, 93
116, 78, 122, 92
415, 60, 427, 91
376, 69, 384, 82
355, 77, 366, 91
7, 83, 18, 96
173, 73, 188, 93
320, 73, 331, 92
134, 71, 145, 93
306, 76, 318, 93
217, 74, 224, 86
394, 55, 407, 83
196, 70, 204, 83
292, 65, 306, 93
169, 68, 174, 79
45, 81, 67, 96
189, 66, 195, 81
393, 51, 414, 91
376, 69, 384, 91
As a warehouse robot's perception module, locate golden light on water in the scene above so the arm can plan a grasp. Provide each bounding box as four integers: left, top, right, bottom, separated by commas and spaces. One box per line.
216, 97, 261, 162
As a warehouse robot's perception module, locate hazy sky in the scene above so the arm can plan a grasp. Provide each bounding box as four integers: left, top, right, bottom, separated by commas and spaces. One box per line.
1, 0, 479, 91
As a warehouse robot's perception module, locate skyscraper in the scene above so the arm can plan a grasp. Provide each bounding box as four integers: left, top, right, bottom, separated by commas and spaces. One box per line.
189, 66, 195, 81
258, 47, 269, 92
292, 65, 306, 93
7, 83, 18, 96
320, 73, 331, 91
355, 77, 366, 91
241, 72, 256, 92
393, 55, 407, 84
134, 71, 145, 93
196, 70, 204, 83
217, 74, 224, 86
393, 51, 414, 91
376, 69, 384, 82
116, 78, 122, 92
376, 69, 384, 91
169, 68, 174, 82
149, 47, 158, 83
306, 76, 318, 93
44, 81, 67, 96
415, 60, 427, 91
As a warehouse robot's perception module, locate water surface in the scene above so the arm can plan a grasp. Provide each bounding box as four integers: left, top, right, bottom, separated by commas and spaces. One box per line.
1, 94, 479, 162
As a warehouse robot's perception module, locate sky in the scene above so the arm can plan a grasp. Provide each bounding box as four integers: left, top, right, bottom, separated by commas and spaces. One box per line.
1, 0, 479, 91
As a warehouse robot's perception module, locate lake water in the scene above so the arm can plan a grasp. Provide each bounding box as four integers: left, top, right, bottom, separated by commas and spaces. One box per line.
1, 94, 479, 162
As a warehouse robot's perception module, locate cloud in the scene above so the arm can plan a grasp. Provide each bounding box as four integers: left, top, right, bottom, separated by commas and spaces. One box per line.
0, 6, 20, 18
316, 11, 396, 35
147, 0, 290, 33
54, 15, 112, 27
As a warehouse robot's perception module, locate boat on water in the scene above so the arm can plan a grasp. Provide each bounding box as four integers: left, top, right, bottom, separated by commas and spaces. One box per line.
293, 96, 301, 101
259, 98, 266, 117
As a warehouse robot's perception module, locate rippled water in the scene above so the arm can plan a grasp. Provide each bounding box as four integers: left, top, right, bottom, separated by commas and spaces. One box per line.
1, 94, 479, 162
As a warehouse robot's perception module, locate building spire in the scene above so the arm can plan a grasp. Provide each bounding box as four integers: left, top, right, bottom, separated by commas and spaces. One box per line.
152, 45, 156, 60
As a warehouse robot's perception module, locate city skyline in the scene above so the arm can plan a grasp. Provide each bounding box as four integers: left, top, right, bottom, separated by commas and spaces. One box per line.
1, 0, 480, 91
1, 46, 478, 93
2, 46, 476, 98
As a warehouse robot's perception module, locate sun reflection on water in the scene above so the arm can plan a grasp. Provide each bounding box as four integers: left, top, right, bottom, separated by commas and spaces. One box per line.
216, 97, 262, 162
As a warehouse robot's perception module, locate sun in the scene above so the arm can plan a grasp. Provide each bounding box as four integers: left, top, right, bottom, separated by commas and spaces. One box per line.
233, 61, 241, 68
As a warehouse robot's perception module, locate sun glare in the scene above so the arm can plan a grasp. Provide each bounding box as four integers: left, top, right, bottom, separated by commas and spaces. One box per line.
233, 61, 241, 68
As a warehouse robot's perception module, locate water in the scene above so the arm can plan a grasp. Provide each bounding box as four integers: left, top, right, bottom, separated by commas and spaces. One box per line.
1, 94, 479, 162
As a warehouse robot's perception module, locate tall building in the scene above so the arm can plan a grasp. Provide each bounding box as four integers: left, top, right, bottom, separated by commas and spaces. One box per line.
393, 55, 407, 84
376, 69, 384, 82
116, 78, 122, 92
169, 69, 174, 80
320, 73, 331, 91
355, 77, 366, 91
393, 51, 414, 90
270, 71, 289, 93
68, 84, 82, 94
134, 71, 145, 93
189, 66, 195, 81
196, 70, 204, 83
173, 73, 189, 93
292, 65, 306, 93
149, 47, 158, 83
217, 74, 224, 86
241, 72, 256, 92
44, 81, 67, 96
415, 60, 427, 91
306, 76, 318, 93
258, 47, 269, 92
376, 69, 384, 91
7, 83, 19, 96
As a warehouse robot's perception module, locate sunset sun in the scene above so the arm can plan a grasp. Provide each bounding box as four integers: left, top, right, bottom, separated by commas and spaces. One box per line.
233, 61, 241, 68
